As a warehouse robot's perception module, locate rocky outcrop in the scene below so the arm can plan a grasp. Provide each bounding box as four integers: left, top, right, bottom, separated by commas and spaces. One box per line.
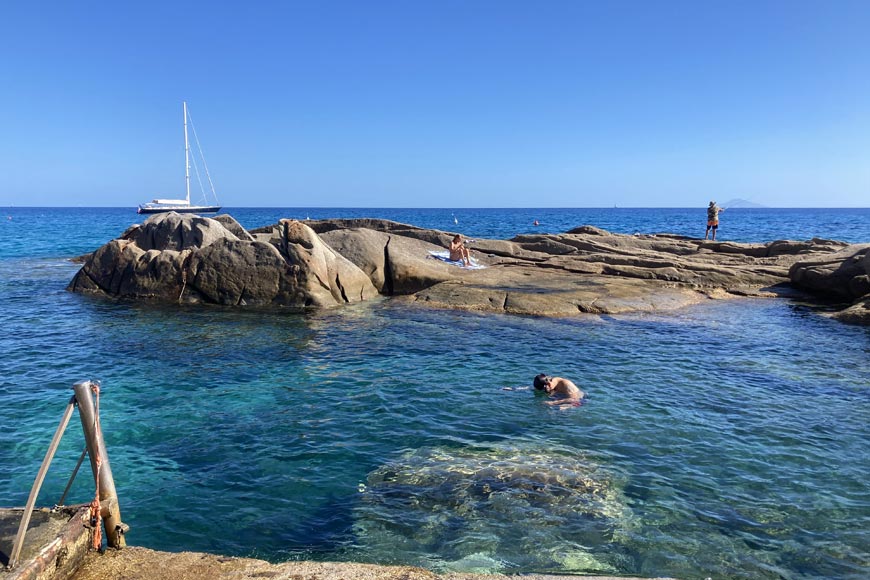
392, 226, 847, 316
68, 213, 378, 308
68, 213, 867, 322
789, 243, 870, 325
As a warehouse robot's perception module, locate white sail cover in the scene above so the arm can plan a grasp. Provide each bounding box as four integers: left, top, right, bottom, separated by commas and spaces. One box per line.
150, 199, 190, 205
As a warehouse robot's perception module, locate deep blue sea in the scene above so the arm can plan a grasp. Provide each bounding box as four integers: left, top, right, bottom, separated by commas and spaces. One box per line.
1, 207, 869, 579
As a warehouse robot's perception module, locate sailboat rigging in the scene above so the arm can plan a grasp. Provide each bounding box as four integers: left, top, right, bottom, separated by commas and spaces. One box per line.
137, 102, 221, 214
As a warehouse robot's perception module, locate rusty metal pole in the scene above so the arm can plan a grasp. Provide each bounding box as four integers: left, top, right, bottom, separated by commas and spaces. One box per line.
73, 380, 126, 548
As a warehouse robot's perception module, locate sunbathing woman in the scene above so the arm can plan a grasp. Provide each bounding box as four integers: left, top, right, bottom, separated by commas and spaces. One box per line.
448, 234, 472, 266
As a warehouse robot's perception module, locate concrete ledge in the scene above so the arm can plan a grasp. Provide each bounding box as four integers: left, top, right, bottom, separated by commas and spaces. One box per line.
70, 547, 677, 580
1, 507, 91, 580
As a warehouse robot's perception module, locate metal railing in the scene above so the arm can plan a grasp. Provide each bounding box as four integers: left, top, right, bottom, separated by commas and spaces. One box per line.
6, 380, 127, 571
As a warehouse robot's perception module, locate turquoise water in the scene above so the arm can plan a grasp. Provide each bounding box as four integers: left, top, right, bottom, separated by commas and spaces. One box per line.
1, 208, 869, 579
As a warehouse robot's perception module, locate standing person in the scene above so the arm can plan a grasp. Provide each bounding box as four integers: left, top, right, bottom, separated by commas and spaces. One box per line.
533, 374, 585, 407
448, 234, 472, 266
705, 201, 725, 240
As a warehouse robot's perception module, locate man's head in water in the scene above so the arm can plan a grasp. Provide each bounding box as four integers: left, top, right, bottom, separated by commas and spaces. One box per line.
532, 374, 584, 406
533, 374, 551, 391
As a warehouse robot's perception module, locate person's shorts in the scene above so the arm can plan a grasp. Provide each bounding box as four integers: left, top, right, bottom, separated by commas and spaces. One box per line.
707, 220, 719, 227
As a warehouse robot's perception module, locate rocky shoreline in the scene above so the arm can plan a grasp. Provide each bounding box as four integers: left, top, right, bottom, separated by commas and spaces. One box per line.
69, 547, 675, 580
67, 212, 870, 325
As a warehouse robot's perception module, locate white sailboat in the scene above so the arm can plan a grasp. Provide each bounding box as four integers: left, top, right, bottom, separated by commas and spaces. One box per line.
137, 102, 221, 214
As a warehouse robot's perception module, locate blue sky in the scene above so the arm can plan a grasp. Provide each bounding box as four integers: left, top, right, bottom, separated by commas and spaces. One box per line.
1, 0, 868, 208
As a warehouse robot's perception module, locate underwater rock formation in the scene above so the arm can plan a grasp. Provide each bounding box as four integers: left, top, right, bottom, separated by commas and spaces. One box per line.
351, 444, 634, 575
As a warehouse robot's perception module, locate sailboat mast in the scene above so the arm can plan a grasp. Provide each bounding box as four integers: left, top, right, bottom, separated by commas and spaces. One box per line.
183, 101, 190, 204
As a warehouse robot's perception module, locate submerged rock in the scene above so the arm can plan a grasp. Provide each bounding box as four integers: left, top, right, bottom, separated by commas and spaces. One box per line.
832, 297, 870, 324
351, 444, 634, 574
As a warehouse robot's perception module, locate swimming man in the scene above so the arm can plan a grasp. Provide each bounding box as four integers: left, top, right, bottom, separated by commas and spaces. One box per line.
533, 374, 585, 407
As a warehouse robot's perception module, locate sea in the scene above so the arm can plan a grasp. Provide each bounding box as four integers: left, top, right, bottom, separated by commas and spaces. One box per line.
1, 207, 868, 579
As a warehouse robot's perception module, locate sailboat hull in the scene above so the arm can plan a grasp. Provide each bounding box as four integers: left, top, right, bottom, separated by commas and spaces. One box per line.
137, 204, 221, 215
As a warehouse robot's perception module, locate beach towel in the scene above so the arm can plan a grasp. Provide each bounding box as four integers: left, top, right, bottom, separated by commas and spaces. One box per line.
427, 250, 487, 269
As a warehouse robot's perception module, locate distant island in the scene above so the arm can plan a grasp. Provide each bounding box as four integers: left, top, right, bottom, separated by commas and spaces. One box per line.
721, 198, 767, 208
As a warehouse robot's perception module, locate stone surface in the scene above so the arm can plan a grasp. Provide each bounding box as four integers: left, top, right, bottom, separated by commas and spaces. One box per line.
68, 214, 870, 323
68, 214, 378, 309
831, 297, 870, 325
69, 546, 673, 580
789, 243, 870, 325
1, 506, 91, 580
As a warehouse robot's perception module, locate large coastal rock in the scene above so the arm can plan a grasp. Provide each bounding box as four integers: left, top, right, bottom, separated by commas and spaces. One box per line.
788, 243, 870, 325
68, 213, 867, 323
68, 213, 378, 308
